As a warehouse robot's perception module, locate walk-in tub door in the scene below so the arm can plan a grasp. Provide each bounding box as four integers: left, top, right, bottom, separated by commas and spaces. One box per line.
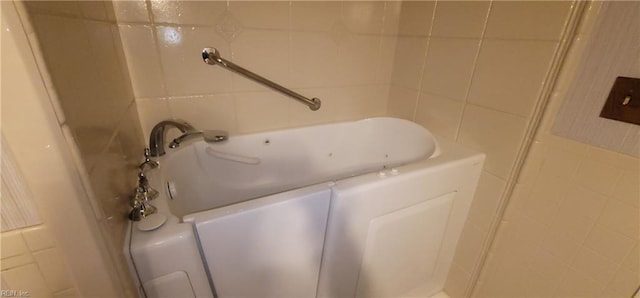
184, 185, 331, 298
319, 160, 482, 298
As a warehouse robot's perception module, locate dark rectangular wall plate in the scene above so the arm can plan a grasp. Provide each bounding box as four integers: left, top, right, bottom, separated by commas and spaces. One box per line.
600, 76, 640, 125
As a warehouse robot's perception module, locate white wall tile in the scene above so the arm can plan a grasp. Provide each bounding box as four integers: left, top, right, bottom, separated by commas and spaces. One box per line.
150, 0, 226, 26
467, 40, 557, 117
458, 104, 528, 179
135, 98, 172, 139
119, 25, 166, 98
21, 226, 56, 252
235, 91, 291, 134
168, 94, 238, 134
112, 0, 149, 23
485, 1, 573, 40
156, 26, 232, 96
291, 2, 341, 32
421, 38, 481, 101
2, 264, 52, 298
387, 85, 418, 121
431, 1, 490, 38
228, 1, 289, 30
414, 92, 464, 140
231, 29, 290, 92
33, 248, 75, 292
397, 1, 434, 36
342, 1, 386, 35
390, 36, 428, 90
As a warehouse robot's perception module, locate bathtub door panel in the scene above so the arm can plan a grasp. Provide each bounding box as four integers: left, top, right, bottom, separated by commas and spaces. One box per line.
318, 165, 473, 298
355, 192, 454, 297
188, 186, 331, 298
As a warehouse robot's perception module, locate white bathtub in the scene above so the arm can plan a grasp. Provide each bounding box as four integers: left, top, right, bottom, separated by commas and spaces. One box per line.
128, 117, 484, 298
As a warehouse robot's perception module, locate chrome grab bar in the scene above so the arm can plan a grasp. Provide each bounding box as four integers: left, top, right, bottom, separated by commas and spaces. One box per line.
202, 47, 321, 111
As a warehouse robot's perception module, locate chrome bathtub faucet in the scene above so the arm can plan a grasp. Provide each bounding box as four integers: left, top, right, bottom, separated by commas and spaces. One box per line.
148, 119, 228, 157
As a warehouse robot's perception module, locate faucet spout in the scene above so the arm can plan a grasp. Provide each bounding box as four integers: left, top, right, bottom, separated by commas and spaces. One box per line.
168, 130, 228, 149
148, 120, 196, 156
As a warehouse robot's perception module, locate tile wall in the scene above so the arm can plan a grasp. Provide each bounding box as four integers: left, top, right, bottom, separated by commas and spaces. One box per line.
1, 226, 77, 298
386, 1, 576, 296
114, 1, 401, 138
20, 1, 145, 296
474, 2, 640, 296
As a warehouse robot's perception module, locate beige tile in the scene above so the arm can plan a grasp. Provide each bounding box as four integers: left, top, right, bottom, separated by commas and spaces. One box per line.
602, 267, 640, 298
560, 187, 608, 220
576, 159, 623, 196
291, 2, 341, 32
342, 1, 386, 34
382, 1, 402, 35
525, 250, 569, 297
114, 103, 146, 169
431, 1, 490, 38
335, 34, 384, 86
135, 98, 172, 140
330, 86, 387, 122
342, 85, 388, 119
466, 172, 506, 231
2, 264, 53, 298
570, 247, 619, 285
112, 0, 149, 23
53, 288, 78, 298
234, 91, 290, 134
231, 29, 289, 92
33, 248, 75, 292
421, 38, 481, 101
119, 25, 166, 98
538, 145, 585, 182
443, 264, 471, 298
612, 168, 640, 207
1, 231, 28, 259
150, 0, 226, 26
378, 36, 398, 84
21, 226, 56, 252
585, 224, 636, 264
397, 1, 435, 36
485, 1, 572, 40
451, 222, 488, 274
467, 40, 557, 117
414, 92, 464, 140
78, 1, 109, 21
1, 253, 35, 270
539, 228, 582, 262
156, 26, 232, 96
391, 36, 429, 90
597, 199, 639, 240
586, 146, 640, 172
555, 268, 605, 298
387, 85, 418, 121
621, 243, 639, 273
228, 1, 289, 30
25, 1, 81, 17
290, 32, 339, 89
168, 94, 237, 133
458, 104, 528, 179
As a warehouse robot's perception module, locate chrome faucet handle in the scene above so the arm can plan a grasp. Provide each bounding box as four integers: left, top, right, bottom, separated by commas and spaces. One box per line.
128, 199, 157, 221
139, 148, 160, 171
136, 171, 159, 200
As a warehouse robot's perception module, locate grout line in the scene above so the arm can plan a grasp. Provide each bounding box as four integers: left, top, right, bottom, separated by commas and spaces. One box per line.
410, 1, 438, 122
452, 1, 492, 144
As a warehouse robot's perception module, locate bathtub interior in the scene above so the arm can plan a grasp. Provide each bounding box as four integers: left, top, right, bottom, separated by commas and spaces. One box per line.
162, 117, 439, 216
